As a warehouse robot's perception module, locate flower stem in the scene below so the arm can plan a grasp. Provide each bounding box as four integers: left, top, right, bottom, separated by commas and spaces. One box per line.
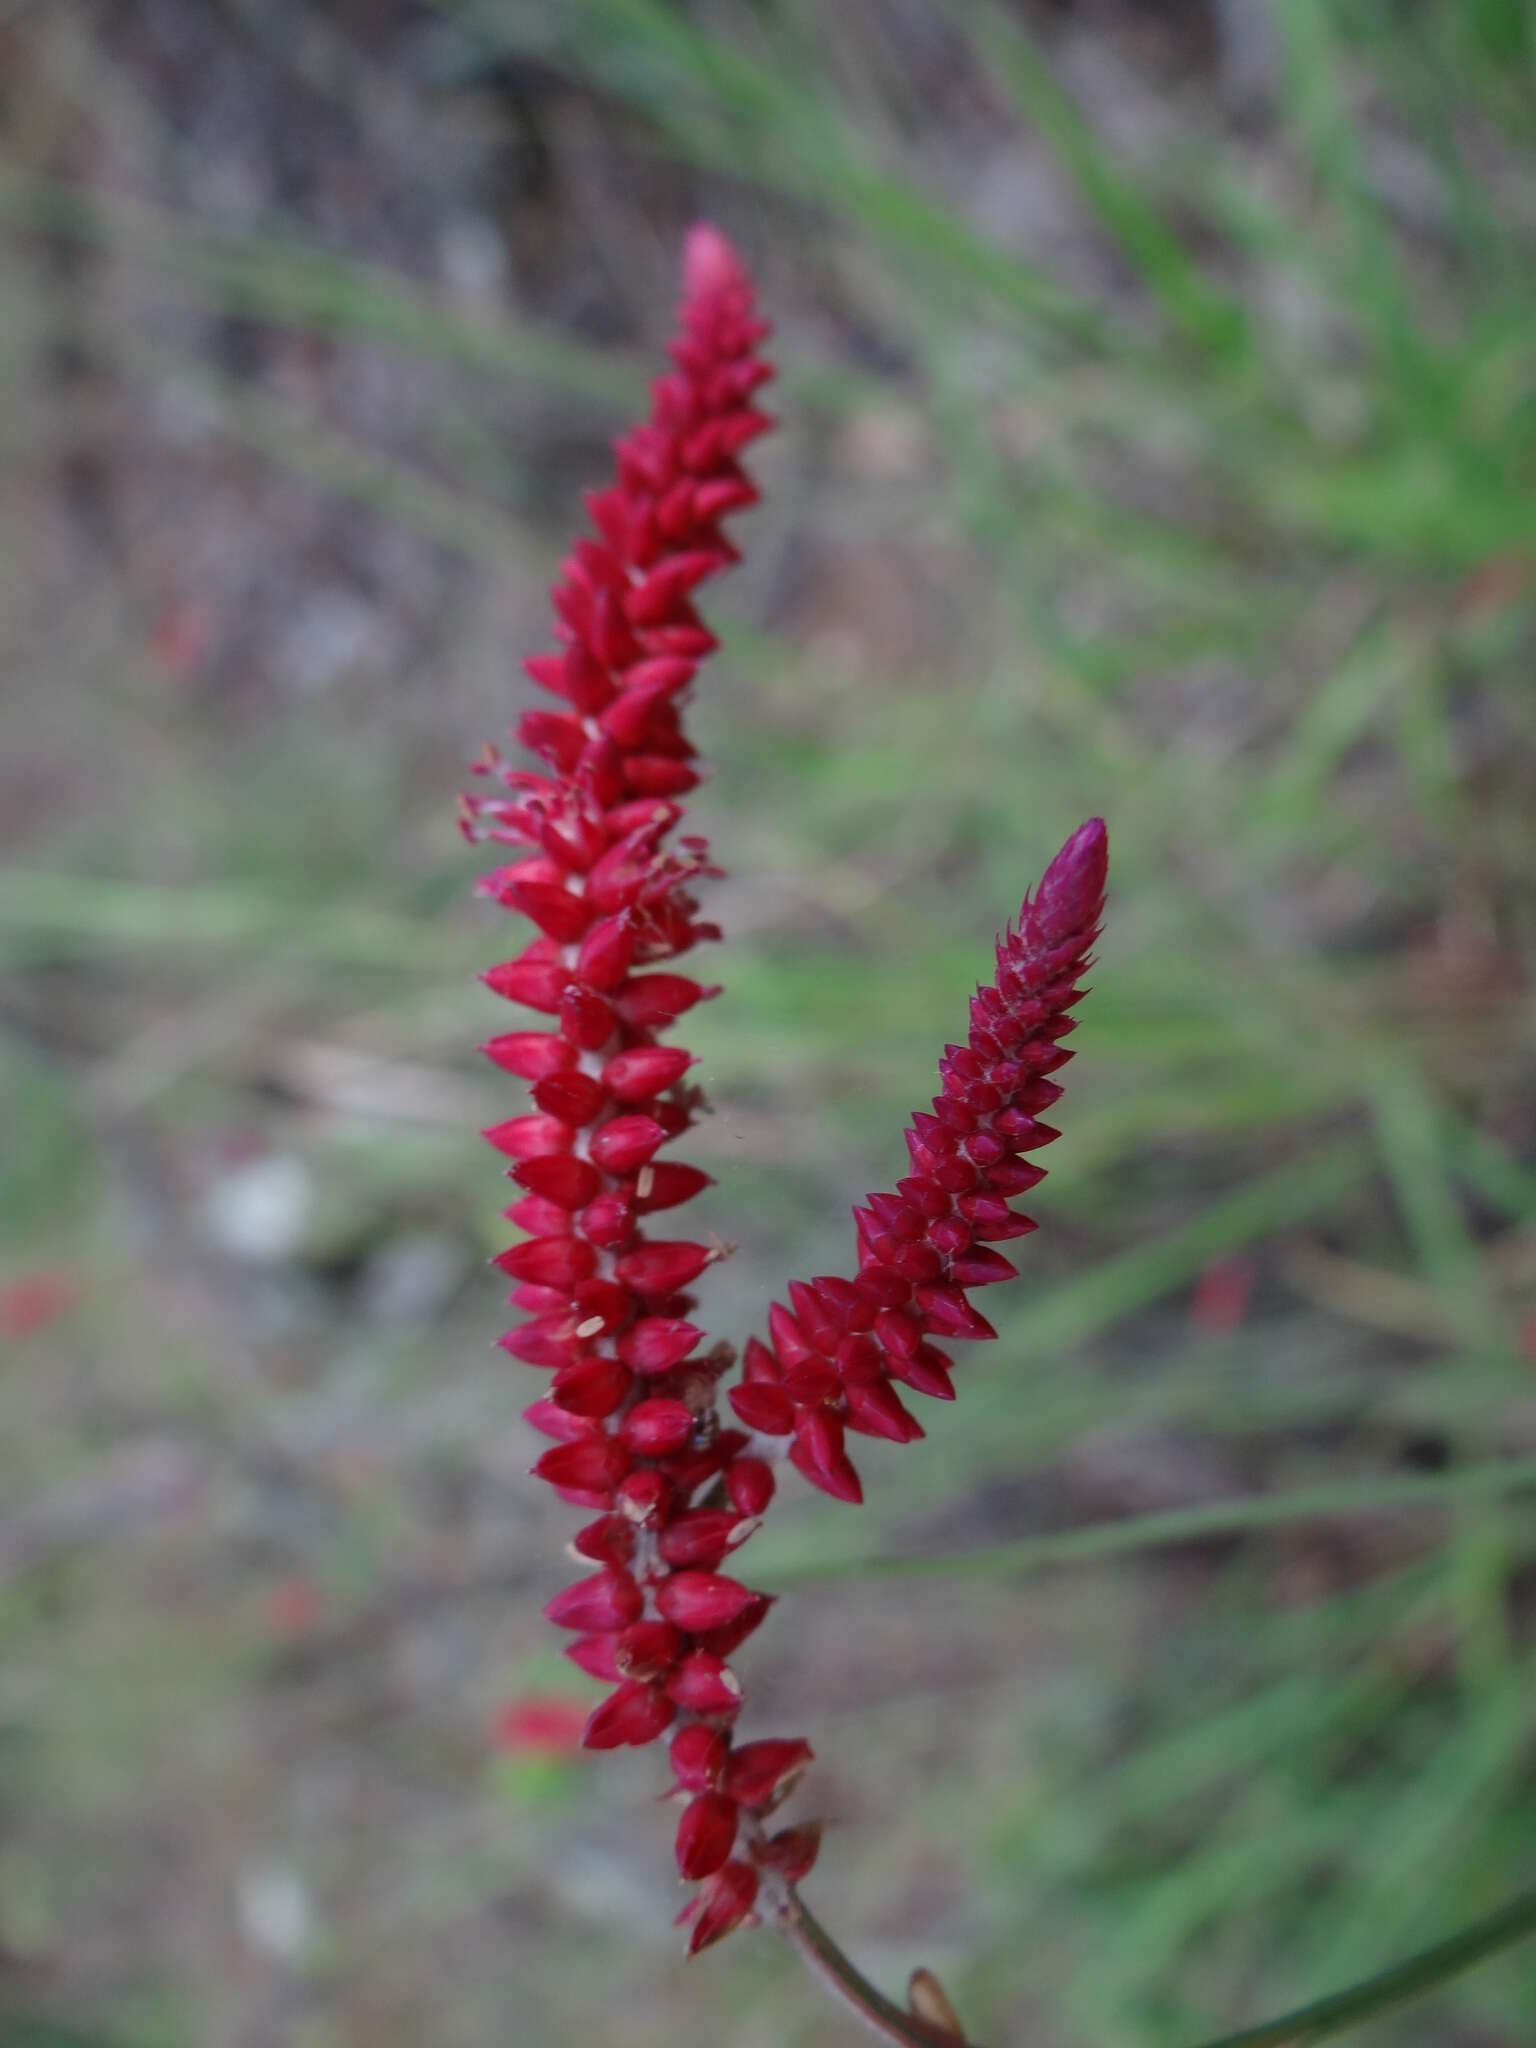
1186, 1883, 1536, 2047
777, 1884, 1536, 2048
774, 1889, 982, 2047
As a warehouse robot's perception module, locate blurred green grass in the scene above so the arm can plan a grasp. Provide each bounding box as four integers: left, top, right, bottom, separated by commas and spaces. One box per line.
1, 2, 1533, 2044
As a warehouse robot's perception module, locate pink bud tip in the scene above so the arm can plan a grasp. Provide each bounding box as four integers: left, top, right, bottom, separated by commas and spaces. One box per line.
683, 222, 745, 301
1030, 816, 1108, 945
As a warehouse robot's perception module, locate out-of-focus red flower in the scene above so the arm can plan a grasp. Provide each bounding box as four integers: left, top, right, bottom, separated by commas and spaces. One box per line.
1190, 1254, 1256, 1335
492, 1697, 590, 1756
0, 1270, 79, 1339
264, 1574, 324, 1640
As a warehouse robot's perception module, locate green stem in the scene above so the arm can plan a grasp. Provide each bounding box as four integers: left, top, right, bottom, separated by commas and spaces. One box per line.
1187, 1884, 1536, 2047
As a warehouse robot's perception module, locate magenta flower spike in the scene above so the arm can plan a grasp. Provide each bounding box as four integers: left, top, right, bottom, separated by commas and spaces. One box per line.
466, 227, 1108, 1976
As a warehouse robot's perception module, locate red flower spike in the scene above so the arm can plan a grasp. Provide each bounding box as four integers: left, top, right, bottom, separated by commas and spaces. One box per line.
676, 1791, 740, 1881
470, 232, 1108, 1963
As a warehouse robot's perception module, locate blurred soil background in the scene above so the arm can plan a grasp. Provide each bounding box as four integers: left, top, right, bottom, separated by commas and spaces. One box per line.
1, 2, 1535, 2045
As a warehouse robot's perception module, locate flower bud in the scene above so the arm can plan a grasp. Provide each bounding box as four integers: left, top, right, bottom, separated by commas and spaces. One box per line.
565, 1634, 621, 1681
502, 876, 591, 944
494, 1236, 597, 1288
481, 1114, 571, 1161
685, 1860, 759, 1954
789, 1433, 863, 1505
780, 1358, 840, 1405
615, 1468, 672, 1526
725, 1457, 774, 1516
558, 985, 616, 1052
619, 1397, 695, 1457
844, 1379, 923, 1444
914, 1284, 996, 1341
615, 1241, 712, 1295
656, 1571, 756, 1632
500, 1318, 575, 1370
618, 1317, 702, 1375
583, 1679, 675, 1750
589, 1115, 669, 1173
603, 1046, 693, 1102
543, 1568, 642, 1633
694, 1591, 773, 1659
579, 1191, 636, 1248
532, 1436, 631, 1496
522, 1398, 589, 1443
665, 1650, 743, 1714
728, 1382, 794, 1435
571, 1515, 634, 1567
479, 1031, 575, 1080
481, 953, 566, 1012
668, 1724, 729, 1791
614, 1619, 684, 1681
948, 1245, 1017, 1288
533, 1070, 607, 1124
754, 1821, 821, 1884
512, 1154, 602, 1210
723, 1737, 814, 1812
676, 1791, 738, 1880
657, 1511, 748, 1570
550, 1356, 632, 1420
576, 914, 636, 989
505, 1192, 575, 1237
617, 973, 716, 1028
634, 1162, 713, 1212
